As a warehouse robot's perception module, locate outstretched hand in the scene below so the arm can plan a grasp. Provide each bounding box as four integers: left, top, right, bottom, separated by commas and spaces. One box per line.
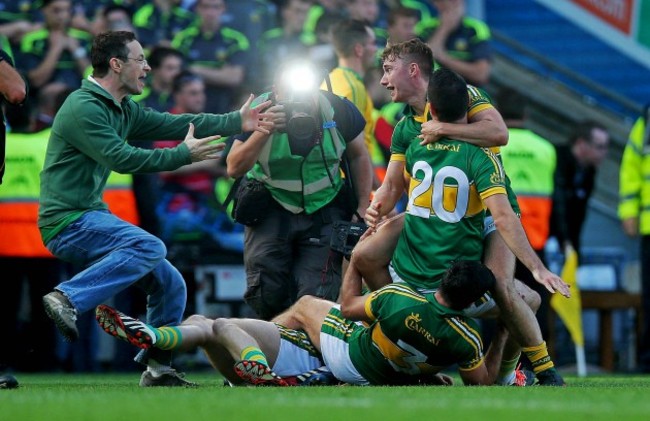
533, 267, 571, 298
239, 93, 274, 134
182, 123, 226, 162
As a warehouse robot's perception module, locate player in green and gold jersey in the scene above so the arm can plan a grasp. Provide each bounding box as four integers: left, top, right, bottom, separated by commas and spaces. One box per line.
276, 259, 509, 385
362, 42, 569, 386
96, 258, 508, 386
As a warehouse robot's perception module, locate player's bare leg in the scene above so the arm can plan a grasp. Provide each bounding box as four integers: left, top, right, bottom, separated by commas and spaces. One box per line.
272, 295, 334, 351
484, 232, 564, 385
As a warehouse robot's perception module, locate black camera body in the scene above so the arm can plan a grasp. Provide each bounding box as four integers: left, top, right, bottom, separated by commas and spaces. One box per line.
276, 97, 320, 157
270, 92, 321, 157
330, 220, 368, 259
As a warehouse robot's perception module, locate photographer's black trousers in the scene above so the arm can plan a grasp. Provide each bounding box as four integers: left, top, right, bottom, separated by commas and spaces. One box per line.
242, 203, 347, 320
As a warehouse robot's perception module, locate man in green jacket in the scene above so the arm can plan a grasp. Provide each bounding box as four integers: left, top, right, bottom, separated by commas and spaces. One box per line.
40, 31, 271, 387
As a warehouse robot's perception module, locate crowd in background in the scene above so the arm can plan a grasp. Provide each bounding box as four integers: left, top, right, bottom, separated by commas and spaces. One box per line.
1, 0, 647, 377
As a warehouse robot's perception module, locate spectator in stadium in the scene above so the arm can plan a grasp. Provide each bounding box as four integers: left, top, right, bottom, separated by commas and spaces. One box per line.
257, 0, 315, 92
0, 47, 27, 384
346, 0, 381, 39
19, 0, 92, 92
135, 46, 184, 112
416, 0, 492, 87
131, 0, 194, 50
0, 47, 27, 184
498, 87, 557, 340
68, 0, 136, 35
130, 46, 185, 253
84, 3, 139, 38
378, 0, 435, 24
382, 6, 419, 46
172, 0, 250, 114
96, 259, 510, 386
322, 19, 383, 188
30, 82, 70, 132
39, 30, 272, 387
551, 120, 610, 259
359, 40, 568, 386
226, 60, 372, 321
0, 20, 40, 53
302, 0, 346, 47
220, 0, 278, 78
154, 70, 230, 246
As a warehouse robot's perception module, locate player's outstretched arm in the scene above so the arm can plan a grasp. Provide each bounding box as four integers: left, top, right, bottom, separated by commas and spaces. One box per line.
484, 194, 571, 297
366, 159, 406, 229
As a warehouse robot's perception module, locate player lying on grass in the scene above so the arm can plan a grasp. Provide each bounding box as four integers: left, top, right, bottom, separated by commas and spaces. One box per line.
97, 259, 514, 386
95, 304, 322, 386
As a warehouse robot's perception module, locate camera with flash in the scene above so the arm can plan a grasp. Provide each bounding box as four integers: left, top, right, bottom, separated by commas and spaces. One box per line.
275, 62, 323, 156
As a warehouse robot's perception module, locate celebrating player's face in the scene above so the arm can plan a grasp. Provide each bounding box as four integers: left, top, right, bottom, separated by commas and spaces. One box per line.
381, 57, 411, 103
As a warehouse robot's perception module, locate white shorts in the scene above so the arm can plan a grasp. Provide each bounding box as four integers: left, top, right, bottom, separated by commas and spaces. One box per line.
319, 305, 370, 385
388, 264, 497, 317
271, 329, 323, 377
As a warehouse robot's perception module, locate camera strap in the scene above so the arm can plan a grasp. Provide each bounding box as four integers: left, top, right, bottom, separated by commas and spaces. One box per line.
324, 72, 333, 94
318, 93, 343, 186
318, 93, 362, 221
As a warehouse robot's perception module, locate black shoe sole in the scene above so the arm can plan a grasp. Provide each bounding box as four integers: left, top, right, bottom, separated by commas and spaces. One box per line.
0, 375, 19, 389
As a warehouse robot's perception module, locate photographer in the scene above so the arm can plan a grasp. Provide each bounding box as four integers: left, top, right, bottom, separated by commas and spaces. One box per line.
227, 62, 373, 320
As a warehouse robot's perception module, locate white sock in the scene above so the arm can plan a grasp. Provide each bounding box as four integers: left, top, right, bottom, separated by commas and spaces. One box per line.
147, 358, 174, 377
498, 371, 516, 385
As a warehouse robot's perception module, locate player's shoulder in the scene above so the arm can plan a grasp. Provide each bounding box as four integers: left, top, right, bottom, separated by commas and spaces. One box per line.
374, 283, 427, 302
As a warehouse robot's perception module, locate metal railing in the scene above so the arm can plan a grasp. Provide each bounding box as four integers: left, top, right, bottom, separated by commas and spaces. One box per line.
491, 29, 644, 119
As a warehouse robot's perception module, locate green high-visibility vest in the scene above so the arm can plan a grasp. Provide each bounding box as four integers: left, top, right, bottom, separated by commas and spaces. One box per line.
248, 93, 346, 214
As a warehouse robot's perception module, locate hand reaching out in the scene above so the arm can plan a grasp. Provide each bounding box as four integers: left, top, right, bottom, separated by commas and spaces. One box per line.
239, 94, 274, 134
182, 123, 226, 162
533, 267, 571, 298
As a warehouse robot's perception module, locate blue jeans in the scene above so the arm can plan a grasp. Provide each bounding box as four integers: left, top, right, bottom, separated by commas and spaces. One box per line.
46, 210, 186, 328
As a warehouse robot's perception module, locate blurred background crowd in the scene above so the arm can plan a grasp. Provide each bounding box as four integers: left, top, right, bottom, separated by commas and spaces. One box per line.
1, 0, 649, 375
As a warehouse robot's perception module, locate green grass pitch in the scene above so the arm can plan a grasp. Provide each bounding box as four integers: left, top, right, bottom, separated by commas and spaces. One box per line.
1, 372, 650, 420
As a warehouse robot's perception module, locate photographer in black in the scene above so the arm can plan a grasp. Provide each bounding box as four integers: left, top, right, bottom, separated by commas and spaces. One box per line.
227, 61, 372, 320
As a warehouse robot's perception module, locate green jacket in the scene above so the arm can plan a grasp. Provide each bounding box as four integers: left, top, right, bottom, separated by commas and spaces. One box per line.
38, 78, 242, 242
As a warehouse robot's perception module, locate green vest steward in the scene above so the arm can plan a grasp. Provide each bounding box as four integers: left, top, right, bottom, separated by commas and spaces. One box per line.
619, 116, 650, 234
501, 128, 555, 197
248, 92, 346, 215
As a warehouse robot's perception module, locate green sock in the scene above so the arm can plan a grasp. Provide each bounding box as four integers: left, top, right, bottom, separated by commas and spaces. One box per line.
240, 346, 268, 366
154, 326, 183, 350
496, 355, 520, 385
